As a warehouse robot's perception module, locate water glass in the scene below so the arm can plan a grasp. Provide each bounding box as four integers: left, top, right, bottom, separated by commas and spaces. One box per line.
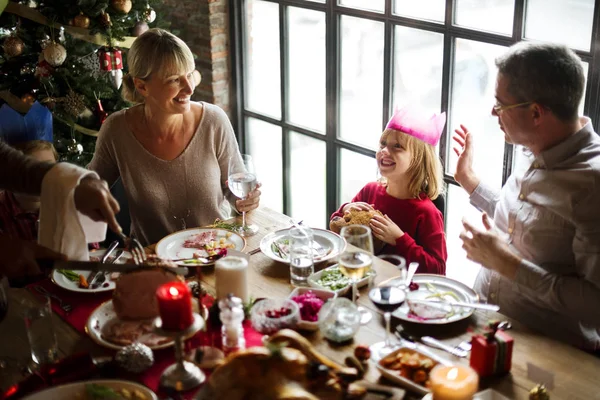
288, 227, 314, 287
23, 297, 58, 367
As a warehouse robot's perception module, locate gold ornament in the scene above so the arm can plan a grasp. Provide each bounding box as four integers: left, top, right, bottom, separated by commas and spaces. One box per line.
99, 12, 112, 28
43, 42, 67, 67
21, 93, 36, 106
63, 90, 86, 118
3, 36, 25, 57
73, 13, 91, 29
111, 0, 132, 14
529, 384, 550, 400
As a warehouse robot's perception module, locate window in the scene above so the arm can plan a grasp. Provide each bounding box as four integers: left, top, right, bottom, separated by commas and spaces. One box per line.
231, 0, 600, 286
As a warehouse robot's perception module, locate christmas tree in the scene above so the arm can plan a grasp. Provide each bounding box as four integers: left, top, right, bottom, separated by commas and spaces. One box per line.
0, 0, 168, 165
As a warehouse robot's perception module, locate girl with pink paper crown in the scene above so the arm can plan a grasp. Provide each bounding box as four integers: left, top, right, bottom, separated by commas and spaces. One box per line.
330, 107, 447, 275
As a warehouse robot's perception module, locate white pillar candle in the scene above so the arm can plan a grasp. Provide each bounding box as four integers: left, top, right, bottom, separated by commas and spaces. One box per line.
215, 256, 249, 303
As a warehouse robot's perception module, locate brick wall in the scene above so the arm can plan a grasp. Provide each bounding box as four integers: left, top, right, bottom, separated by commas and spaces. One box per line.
162, 0, 231, 115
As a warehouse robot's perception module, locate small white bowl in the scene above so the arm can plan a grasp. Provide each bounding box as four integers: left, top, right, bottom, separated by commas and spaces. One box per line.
288, 287, 336, 331
307, 264, 373, 296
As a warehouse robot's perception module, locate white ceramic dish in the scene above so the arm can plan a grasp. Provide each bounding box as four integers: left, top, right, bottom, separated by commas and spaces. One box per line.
260, 227, 345, 264
86, 299, 202, 350
51, 248, 132, 293
389, 274, 479, 325
377, 345, 452, 395
288, 287, 336, 331
22, 379, 157, 400
155, 227, 246, 266
307, 263, 373, 296
421, 388, 511, 400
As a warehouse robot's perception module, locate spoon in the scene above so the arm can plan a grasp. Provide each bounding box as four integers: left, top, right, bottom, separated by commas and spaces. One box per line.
171, 253, 225, 264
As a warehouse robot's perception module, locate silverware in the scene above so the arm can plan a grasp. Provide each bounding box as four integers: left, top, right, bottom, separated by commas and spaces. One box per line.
46, 260, 189, 276
407, 298, 500, 312
405, 262, 418, 285
91, 249, 125, 289
247, 247, 262, 256
89, 241, 119, 287
421, 336, 469, 358
117, 231, 147, 265
454, 340, 472, 353
33, 285, 73, 313
171, 253, 225, 264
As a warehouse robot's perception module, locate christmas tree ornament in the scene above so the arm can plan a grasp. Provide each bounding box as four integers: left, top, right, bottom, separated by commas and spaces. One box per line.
43, 41, 67, 67
79, 51, 101, 77
110, 69, 123, 89
143, 7, 156, 23
3, 36, 25, 57
95, 98, 108, 125
99, 12, 112, 28
111, 0, 132, 14
39, 34, 51, 49
66, 138, 83, 155
35, 59, 53, 77
99, 47, 122, 71
20, 64, 35, 75
20, 93, 36, 105
132, 21, 149, 37
115, 342, 154, 373
63, 90, 86, 117
78, 107, 95, 126
23, 0, 38, 8
73, 13, 91, 29
529, 384, 550, 400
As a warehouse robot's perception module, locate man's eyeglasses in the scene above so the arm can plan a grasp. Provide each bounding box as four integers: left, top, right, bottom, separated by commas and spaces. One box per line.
493, 101, 533, 114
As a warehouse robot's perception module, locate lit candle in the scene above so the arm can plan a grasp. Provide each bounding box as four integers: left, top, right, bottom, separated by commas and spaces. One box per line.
430, 364, 479, 400
156, 281, 194, 331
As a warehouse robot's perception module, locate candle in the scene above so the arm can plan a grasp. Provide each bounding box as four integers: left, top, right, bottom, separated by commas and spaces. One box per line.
156, 281, 194, 331
215, 255, 249, 303
430, 364, 479, 400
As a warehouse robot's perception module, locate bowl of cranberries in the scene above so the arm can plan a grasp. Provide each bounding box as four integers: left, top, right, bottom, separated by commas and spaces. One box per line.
250, 298, 300, 334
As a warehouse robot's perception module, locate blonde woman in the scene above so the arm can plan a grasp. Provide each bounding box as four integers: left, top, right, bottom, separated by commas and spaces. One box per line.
330, 107, 447, 274
89, 29, 261, 246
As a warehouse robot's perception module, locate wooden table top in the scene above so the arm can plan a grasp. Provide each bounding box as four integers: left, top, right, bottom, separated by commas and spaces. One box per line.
1, 206, 599, 399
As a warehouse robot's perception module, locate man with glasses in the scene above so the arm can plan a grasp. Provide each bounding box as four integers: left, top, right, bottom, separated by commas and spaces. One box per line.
454, 42, 600, 351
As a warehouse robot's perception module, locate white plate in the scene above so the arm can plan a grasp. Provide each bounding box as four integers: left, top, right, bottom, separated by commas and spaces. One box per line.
391, 274, 479, 325
377, 346, 451, 395
155, 228, 246, 266
22, 379, 157, 400
260, 228, 346, 264
50, 248, 132, 293
85, 299, 202, 350
288, 287, 337, 331
308, 264, 373, 296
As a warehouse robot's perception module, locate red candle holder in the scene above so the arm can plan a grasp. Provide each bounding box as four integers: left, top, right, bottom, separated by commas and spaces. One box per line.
156, 282, 194, 331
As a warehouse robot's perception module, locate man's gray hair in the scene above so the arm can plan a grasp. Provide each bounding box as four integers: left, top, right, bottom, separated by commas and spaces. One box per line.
495, 42, 585, 121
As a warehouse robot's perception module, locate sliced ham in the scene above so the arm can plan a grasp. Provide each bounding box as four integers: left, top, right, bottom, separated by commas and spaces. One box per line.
183, 231, 217, 249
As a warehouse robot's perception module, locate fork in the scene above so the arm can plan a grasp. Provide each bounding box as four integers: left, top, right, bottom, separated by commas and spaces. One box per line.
33, 285, 73, 313
454, 340, 472, 353
117, 231, 147, 265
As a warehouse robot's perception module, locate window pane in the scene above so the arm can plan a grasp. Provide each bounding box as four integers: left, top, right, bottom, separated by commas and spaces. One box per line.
245, 1, 281, 118
340, 16, 384, 150
525, 0, 595, 51
290, 133, 326, 228
393, 0, 444, 23
288, 7, 326, 133
247, 118, 283, 212
340, 0, 384, 13
339, 149, 377, 205
448, 39, 506, 189
455, 0, 514, 35
445, 184, 483, 288
392, 26, 443, 114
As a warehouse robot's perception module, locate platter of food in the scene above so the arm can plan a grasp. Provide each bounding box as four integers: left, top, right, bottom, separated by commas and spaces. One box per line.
307, 264, 374, 296
21, 380, 157, 400
155, 227, 246, 266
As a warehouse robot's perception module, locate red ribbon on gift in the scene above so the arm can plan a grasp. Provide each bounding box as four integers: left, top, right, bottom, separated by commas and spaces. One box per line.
99, 48, 123, 71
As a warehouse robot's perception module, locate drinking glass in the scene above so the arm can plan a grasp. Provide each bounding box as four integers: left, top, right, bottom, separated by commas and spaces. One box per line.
339, 225, 374, 324
368, 285, 406, 359
288, 227, 314, 287
23, 297, 58, 367
228, 154, 259, 236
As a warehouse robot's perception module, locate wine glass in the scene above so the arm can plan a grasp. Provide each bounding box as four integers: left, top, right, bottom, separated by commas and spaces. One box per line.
228, 154, 259, 236
368, 285, 406, 359
339, 225, 374, 324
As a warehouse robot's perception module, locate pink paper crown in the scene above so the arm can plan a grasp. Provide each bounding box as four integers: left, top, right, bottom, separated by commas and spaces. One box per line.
385, 106, 446, 146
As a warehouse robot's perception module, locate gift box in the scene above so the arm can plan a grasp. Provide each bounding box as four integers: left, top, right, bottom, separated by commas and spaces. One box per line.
99, 48, 123, 71
469, 330, 513, 377
0, 101, 53, 144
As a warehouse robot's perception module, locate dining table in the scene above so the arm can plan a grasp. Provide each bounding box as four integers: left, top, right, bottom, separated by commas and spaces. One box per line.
1, 206, 599, 399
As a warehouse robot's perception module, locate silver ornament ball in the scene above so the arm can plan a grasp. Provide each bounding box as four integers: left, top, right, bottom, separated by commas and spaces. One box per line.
115, 342, 154, 373
144, 8, 156, 23
66, 139, 83, 155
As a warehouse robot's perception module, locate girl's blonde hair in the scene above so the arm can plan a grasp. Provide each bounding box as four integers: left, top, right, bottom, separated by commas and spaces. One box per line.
379, 128, 444, 200
122, 28, 195, 104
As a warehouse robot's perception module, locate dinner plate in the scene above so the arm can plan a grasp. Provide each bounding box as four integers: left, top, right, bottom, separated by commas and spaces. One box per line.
85, 299, 203, 350
50, 248, 132, 293
260, 228, 346, 264
390, 274, 479, 325
22, 379, 157, 400
155, 227, 246, 266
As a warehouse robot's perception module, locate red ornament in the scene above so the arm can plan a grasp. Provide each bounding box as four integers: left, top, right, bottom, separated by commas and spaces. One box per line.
96, 99, 108, 125
98, 47, 123, 72
35, 59, 54, 77
156, 282, 194, 331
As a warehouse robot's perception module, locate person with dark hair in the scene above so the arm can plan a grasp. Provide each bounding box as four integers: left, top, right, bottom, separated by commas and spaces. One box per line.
453, 42, 600, 350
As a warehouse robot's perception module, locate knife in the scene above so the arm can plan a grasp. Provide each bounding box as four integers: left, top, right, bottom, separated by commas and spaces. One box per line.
407, 298, 500, 312
44, 259, 189, 276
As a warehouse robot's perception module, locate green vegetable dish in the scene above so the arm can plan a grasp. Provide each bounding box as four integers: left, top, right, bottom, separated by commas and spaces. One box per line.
315, 266, 372, 291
